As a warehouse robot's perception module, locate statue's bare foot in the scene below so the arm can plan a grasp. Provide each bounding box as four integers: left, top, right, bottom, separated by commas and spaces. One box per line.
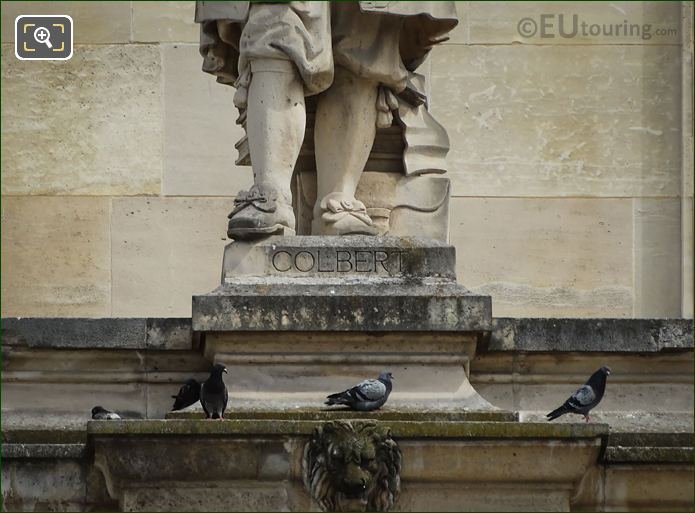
312, 193, 378, 236
227, 184, 295, 239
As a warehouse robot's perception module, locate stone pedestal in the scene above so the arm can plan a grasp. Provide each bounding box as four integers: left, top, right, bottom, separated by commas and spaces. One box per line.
192, 236, 499, 412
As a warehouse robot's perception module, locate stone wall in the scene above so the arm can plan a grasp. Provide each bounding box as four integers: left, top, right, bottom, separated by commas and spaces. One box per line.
1, 1, 692, 318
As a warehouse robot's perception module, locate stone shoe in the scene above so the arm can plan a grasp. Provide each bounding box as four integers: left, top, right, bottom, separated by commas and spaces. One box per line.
227, 184, 295, 239
312, 193, 378, 236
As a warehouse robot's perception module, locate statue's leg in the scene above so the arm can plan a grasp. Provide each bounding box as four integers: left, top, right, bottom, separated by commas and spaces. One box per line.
227, 60, 305, 239
312, 66, 379, 236
247, 61, 305, 203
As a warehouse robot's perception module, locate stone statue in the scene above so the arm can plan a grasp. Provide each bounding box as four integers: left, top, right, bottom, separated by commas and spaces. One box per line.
196, 1, 458, 239
303, 420, 402, 512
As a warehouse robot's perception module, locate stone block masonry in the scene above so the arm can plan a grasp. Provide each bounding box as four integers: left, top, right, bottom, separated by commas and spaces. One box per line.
0, 1, 691, 319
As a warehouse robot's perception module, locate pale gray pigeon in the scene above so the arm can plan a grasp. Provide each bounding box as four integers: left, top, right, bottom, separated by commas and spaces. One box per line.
546, 366, 611, 422
91, 406, 121, 420
200, 363, 228, 420
325, 371, 394, 411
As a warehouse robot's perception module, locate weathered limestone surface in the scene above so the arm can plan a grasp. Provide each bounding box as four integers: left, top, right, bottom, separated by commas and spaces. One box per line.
0, 1, 131, 43
1, 44, 162, 196
162, 44, 252, 196
462, 1, 682, 45
201, 332, 495, 412
449, 197, 633, 317
634, 198, 685, 316
472, 349, 694, 425
111, 197, 230, 317
132, 1, 199, 43
195, 288, 490, 332
1, 197, 111, 317
603, 465, 694, 511
3, 317, 193, 351
2, 348, 210, 422
682, 198, 694, 317
489, 317, 694, 352
431, 44, 682, 198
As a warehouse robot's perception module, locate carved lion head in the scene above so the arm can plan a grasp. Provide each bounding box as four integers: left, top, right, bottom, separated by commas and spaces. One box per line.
302, 420, 402, 512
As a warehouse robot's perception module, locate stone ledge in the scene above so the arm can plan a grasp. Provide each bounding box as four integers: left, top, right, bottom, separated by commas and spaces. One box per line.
165, 408, 518, 423
193, 284, 491, 332
8, 421, 691, 466
604, 446, 693, 464
488, 318, 694, 352
1, 443, 86, 459
603, 430, 694, 464
3, 317, 691, 351
87, 419, 608, 439
609, 431, 694, 447
2, 317, 194, 350
1, 424, 87, 445
88, 419, 606, 510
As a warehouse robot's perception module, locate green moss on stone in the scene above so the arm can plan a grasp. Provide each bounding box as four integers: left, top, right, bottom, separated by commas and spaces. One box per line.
2, 428, 86, 444
165, 408, 517, 423
87, 418, 608, 440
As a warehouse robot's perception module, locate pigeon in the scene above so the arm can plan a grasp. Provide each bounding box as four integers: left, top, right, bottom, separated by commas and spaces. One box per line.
546, 366, 611, 422
200, 363, 228, 420
171, 378, 201, 411
325, 371, 394, 411
91, 406, 121, 420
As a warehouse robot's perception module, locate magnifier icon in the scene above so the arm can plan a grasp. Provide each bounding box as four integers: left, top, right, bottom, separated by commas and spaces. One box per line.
34, 26, 52, 48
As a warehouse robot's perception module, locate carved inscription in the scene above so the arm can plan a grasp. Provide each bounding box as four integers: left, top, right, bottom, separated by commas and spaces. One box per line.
271, 249, 405, 274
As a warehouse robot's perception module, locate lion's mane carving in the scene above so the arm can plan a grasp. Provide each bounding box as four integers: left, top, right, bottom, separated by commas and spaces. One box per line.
302, 420, 402, 512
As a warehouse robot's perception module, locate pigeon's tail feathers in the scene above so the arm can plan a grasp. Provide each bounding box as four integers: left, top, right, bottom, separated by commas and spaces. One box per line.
325, 391, 351, 406
211, 411, 221, 420
546, 404, 570, 421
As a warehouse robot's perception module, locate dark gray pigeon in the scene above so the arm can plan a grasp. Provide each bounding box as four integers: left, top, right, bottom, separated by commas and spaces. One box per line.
91, 406, 121, 420
171, 378, 201, 411
546, 366, 611, 422
325, 371, 394, 411
200, 363, 228, 420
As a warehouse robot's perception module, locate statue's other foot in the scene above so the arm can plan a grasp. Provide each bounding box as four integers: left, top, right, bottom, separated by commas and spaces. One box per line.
228, 184, 295, 240
312, 193, 378, 236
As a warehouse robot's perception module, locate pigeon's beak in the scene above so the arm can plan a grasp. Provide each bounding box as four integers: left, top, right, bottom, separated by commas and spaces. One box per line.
223, 368, 228, 374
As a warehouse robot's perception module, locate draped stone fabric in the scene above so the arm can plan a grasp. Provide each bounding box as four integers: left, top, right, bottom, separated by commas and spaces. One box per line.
195, 1, 458, 177
195, 1, 458, 97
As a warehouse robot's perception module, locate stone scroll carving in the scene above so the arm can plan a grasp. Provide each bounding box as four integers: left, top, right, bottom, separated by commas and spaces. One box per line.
302, 420, 402, 512
195, 1, 458, 240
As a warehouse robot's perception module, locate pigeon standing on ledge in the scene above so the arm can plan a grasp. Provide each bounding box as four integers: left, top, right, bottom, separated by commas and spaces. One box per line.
546, 366, 611, 422
200, 363, 228, 420
91, 406, 121, 420
325, 371, 394, 411
171, 378, 201, 411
